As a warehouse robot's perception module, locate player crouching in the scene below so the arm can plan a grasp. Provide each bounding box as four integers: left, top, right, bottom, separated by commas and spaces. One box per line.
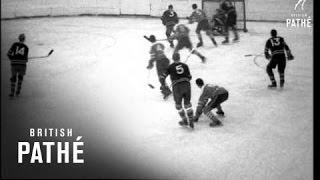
194, 78, 229, 127
146, 35, 172, 99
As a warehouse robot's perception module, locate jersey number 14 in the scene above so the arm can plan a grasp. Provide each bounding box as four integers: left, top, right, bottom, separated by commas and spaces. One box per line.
15, 47, 25, 55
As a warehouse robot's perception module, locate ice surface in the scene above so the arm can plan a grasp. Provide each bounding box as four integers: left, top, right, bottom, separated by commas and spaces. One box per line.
1, 17, 313, 179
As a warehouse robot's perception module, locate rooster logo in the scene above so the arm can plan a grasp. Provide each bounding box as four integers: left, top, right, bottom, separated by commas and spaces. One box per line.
294, 0, 307, 10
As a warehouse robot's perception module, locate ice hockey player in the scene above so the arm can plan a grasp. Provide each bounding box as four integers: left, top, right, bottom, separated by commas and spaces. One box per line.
194, 78, 229, 127
220, 0, 239, 44
187, 3, 217, 48
163, 53, 194, 128
169, 24, 206, 63
161, 4, 179, 48
264, 29, 294, 88
146, 35, 172, 99
7, 33, 29, 97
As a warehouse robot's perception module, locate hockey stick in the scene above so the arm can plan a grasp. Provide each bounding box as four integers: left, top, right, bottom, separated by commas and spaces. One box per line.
143, 35, 167, 43
244, 52, 264, 57
147, 70, 155, 89
183, 47, 196, 63
29, 49, 54, 60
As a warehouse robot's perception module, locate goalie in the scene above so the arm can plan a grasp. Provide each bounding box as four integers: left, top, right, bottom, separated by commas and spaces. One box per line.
264, 29, 294, 88
220, 0, 239, 44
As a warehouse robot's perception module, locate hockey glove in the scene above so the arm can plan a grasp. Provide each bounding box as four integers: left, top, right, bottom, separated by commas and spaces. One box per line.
265, 53, 271, 60
287, 51, 294, 61
146, 64, 153, 69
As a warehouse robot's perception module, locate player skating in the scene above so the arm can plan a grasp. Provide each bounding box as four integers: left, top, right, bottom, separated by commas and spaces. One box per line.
194, 78, 229, 127
188, 4, 217, 48
161, 4, 179, 48
163, 53, 194, 128
220, 0, 239, 44
264, 29, 294, 88
146, 35, 172, 99
7, 34, 29, 97
169, 24, 206, 63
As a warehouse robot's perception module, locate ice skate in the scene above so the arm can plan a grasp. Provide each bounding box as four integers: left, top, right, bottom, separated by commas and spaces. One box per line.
188, 118, 194, 128
232, 37, 239, 43
209, 120, 222, 127
179, 119, 188, 126
280, 80, 284, 88
222, 39, 229, 44
196, 42, 203, 48
268, 82, 277, 88
216, 110, 225, 116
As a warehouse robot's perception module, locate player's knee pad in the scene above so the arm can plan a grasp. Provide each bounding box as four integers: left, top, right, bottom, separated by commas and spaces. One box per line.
18, 75, 24, 81
184, 103, 192, 110
175, 104, 183, 111
10, 76, 17, 82
202, 105, 213, 114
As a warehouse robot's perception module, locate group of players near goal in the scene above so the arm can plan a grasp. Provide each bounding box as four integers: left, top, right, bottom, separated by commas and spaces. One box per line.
145, 0, 294, 128
6, 0, 294, 129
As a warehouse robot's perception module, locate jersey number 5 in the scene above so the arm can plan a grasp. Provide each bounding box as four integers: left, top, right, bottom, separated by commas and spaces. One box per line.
176, 65, 184, 74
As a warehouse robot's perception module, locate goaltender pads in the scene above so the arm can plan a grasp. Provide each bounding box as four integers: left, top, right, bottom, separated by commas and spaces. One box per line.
202, 0, 248, 32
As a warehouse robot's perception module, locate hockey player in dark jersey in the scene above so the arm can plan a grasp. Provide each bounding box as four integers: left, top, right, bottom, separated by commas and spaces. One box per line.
146, 35, 172, 99
188, 4, 217, 48
194, 78, 229, 127
163, 53, 194, 128
7, 34, 29, 97
161, 4, 179, 48
169, 24, 206, 63
265, 29, 294, 88
220, 0, 239, 44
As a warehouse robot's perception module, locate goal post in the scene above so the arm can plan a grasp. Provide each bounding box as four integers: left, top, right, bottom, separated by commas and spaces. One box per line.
202, 0, 248, 32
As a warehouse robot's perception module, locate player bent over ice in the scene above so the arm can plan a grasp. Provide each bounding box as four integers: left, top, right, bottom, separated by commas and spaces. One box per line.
169, 24, 206, 63
163, 53, 194, 128
188, 4, 217, 48
264, 29, 294, 88
7, 34, 29, 97
146, 35, 172, 99
194, 78, 229, 127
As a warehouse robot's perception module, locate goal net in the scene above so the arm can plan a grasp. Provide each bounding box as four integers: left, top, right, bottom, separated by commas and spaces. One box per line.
202, 0, 248, 32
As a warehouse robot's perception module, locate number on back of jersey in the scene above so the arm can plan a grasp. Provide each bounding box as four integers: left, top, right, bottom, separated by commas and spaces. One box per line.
175, 64, 184, 74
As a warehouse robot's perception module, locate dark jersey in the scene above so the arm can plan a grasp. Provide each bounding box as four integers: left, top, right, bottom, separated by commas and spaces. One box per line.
161, 10, 179, 26
148, 55, 170, 76
7, 42, 29, 65
265, 36, 290, 58
165, 62, 192, 86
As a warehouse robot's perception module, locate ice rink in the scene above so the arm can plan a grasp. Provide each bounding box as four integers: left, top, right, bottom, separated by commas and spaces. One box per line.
1, 17, 313, 179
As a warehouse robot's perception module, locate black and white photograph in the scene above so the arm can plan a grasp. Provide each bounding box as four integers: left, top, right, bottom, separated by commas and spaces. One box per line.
1, 0, 313, 179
